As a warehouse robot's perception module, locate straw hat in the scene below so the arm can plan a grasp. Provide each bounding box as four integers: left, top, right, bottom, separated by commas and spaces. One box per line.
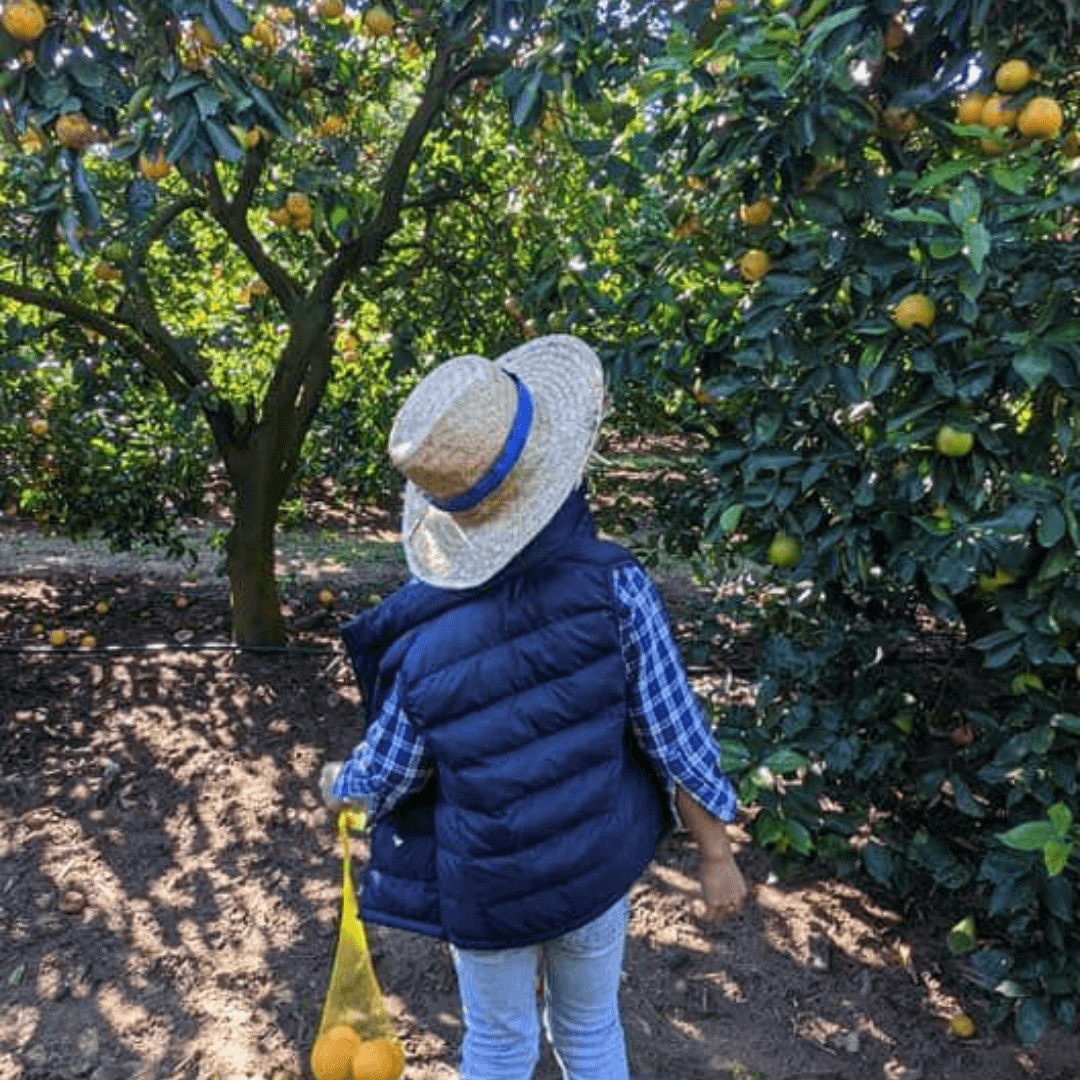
389, 334, 604, 589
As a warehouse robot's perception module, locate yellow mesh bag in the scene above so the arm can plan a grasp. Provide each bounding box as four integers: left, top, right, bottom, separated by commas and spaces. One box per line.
310, 809, 405, 1080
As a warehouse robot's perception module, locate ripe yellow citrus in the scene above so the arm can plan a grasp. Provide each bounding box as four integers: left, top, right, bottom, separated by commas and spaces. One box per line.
311, 1025, 362, 1080
92, 262, 122, 282
739, 198, 773, 226
317, 0, 345, 17
713, 0, 737, 16
29, 416, 48, 436
268, 206, 292, 227
318, 588, 335, 608
739, 248, 771, 282
995, 58, 1032, 94
251, 19, 277, 48
49, 629, 67, 647
1017, 96, 1063, 140
138, 150, 172, 181
935, 424, 974, 457
981, 93, 1019, 130
891, 292, 935, 331
672, 214, 701, 239
2, 0, 45, 41
351, 1039, 405, 1080
766, 533, 801, 568
955, 91, 987, 126
95, 600, 110, 615
363, 4, 394, 36
949, 1013, 976, 1038
80, 634, 97, 649
55, 113, 95, 150
285, 191, 311, 218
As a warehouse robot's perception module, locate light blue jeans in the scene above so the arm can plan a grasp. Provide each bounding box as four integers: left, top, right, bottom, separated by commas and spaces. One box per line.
449, 891, 632, 1080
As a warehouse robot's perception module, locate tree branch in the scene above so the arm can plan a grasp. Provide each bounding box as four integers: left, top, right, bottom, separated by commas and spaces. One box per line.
204, 162, 303, 312
0, 276, 194, 400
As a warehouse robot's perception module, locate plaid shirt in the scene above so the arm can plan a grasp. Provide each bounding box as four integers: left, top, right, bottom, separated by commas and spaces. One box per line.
333, 563, 738, 828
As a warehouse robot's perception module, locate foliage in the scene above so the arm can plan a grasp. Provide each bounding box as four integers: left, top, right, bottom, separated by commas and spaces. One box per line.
0, 0, 672, 642
613, 0, 1080, 1044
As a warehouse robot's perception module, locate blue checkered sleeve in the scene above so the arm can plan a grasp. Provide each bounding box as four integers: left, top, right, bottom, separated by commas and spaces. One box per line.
613, 563, 738, 825
331, 676, 431, 819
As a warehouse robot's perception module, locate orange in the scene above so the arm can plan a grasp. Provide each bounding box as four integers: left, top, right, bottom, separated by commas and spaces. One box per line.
351, 1039, 405, 1080
138, 150, 172, 181
311, 1025, 361, 1080
317, 0, 345, 17
1063, 130, 1080, 157
891, 292, 935, 331
92, 262, 122, 282
955, 91, 987, 126
883, 20, 906, 52
363, 4, 394, 36
268, 206, 291, 227
739, 248, 770, 282
739, 198, 773, 226
948, 1013, 976, 1038
1, 0, 45, 42
995, 58, 1032, 94
285, 191, 311, 217
766, 533, 800, 568
55, 113, 95, 151
1017, 96, 1063, 140
981, 93, 1019, 130
251, 19, 277, 48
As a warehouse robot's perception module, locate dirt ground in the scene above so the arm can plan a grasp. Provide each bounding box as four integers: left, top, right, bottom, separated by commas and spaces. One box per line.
2, 518, 1079, 1080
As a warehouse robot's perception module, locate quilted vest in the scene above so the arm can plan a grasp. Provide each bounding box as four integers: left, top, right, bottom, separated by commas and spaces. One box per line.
340, 487, 672, 949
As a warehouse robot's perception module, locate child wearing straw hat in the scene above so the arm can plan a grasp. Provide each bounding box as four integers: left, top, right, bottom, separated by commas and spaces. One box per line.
319, 334, 747, 1080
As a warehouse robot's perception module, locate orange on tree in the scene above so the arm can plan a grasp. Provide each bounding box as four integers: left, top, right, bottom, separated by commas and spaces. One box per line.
285, 191, 312, 218
316, 0, 346, 18
92, 262, 122, 282
1, 0, 45, 42
955, 91, 987, 125
310, 1025, 361, 1080
739, 198, 773, 226
268, 205, 292, 227
362, 3, 394, 36
55, 113, 95, 151
738, 248, 770, 282
1017, 96, 1063, 140
192, 20, 217, 48
250, 19, 278, 48
1063, 130, 1080, 157
883, 18, 906, 52
28, 416, 48, 436
138, 149, 173, 181
995, 58, 1032, 94
948, 1013, 976, 1038
981, 93, 1019, 130
891, 292, 935, 330
350, 1039, 405, 1080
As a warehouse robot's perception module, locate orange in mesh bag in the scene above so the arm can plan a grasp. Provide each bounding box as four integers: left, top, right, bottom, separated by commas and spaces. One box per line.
310, 810, 406, 1080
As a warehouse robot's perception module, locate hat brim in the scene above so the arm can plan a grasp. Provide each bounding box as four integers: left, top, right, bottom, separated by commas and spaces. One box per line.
400, 335, 604, 589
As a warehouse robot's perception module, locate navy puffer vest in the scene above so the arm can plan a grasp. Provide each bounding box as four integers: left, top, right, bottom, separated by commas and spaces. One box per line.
340, 487, 672, 949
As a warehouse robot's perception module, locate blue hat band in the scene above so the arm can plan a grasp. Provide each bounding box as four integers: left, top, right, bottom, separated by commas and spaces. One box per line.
428, 372, 535, 514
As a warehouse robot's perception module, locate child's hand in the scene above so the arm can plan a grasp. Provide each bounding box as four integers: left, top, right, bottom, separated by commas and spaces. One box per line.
698, 854, 748, 923
319, 761, 345, 815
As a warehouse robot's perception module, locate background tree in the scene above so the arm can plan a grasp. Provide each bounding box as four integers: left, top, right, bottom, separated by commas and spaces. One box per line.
608, 0, 1080, 1044
0, 0, 666, 644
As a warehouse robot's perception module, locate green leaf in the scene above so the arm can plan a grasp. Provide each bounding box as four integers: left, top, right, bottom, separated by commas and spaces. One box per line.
762, 749, 808, 775
1015, 997, 1048, 1047
718, 503, 744, 535
1047, 802, 1073, 837
962, 222, 991, 274
997, 821, 1055, 851
1013, 352, 1052, 390
204, 118, 243, 162
1044, 840, 1072, 877
785, 819, 813, 856
913, 160, 971, 192
863, 842, 894, 884
718, 740, 752, 772
1037, 506, 1066, 548
947, 915, 978, 955
949, 177, 981, 227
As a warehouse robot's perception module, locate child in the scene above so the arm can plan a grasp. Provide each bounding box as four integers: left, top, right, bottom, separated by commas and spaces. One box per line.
320, 334, 747, 1080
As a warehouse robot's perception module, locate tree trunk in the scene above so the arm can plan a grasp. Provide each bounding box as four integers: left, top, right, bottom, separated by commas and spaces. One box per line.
226, 485, 286, 647
214, 305, 335, 647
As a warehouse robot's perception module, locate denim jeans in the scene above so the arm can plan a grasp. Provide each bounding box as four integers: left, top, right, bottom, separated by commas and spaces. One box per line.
449, 891, 632, 1080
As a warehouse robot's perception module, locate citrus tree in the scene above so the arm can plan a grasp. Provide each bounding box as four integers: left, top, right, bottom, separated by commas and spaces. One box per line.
0, 0, 667, 643
613, 0, 1080, 1044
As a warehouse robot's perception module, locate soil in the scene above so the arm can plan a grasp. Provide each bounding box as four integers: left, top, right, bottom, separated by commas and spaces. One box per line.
2, 516, 1079, 1080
